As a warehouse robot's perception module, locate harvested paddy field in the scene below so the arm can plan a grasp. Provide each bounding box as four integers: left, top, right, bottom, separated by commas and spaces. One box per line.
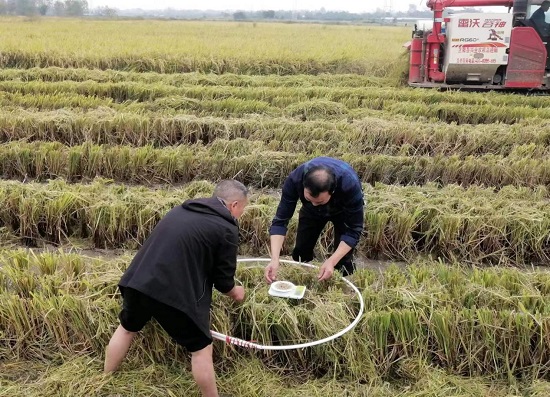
1, 18, 550, 396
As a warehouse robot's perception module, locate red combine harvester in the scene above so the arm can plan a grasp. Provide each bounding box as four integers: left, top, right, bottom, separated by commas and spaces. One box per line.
408, 0, 550, 90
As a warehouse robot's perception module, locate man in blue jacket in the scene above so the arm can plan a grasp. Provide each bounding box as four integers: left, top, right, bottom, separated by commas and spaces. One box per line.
265, 157, 364, 282
104, 180, 248, 397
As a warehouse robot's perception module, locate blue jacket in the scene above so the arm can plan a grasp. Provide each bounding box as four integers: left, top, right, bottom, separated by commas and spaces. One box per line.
269, 157, 364, 248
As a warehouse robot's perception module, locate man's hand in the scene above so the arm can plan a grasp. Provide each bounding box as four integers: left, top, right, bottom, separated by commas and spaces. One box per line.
318, 259, 336, 281
264, 258, 280, 283
226, 286, 245, 302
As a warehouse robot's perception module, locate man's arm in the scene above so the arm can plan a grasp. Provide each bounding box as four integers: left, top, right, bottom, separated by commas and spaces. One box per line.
265, 234, 285, 283
213, 229, 239, 294
317, 183, 364, 280
318, 240, 353, 281
213, 229, 246, 301
339, 183, 365, 249
265, 171, 301, 283
268, 174, 300, 237
269, 234, 286, 261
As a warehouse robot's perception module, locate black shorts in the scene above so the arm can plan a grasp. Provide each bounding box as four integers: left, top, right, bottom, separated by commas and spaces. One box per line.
118, 287, 212, 353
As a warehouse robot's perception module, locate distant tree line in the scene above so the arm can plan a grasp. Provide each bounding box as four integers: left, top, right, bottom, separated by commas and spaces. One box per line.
231, 7, 435, 21
0, 0, 89, 16
228, 6, 483, 22
112, 5, 438, 21
0, 1, 481, 20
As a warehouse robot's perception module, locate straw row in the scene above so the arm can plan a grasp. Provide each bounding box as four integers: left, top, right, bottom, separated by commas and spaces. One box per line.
0, 91, 116, 111
3, 140, 550, 188
3, 80, 550, 124
0, 50, 382, 76
0, 80, 430, 112
0, 67, 389, 89
5, 355, 538, 397
7, 352, 550, 397
0, 179, 548, 263
2, 250, 550, 379
0, 94, 540, 125
3, 68, 550, 110
1, 110, 550, 158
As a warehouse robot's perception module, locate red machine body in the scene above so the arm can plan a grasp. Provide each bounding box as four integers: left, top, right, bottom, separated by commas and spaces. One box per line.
408, 0, 550, 90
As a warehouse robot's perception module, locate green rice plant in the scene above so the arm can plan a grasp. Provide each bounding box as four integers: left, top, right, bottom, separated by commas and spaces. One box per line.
359, 311, 394, 375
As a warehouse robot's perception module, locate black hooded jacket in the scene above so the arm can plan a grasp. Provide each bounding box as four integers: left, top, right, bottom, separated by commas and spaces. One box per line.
119, 197, 239, 337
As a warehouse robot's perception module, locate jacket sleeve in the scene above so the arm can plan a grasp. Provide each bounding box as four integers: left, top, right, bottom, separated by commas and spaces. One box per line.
213, 228, 239, 293
269, 172, 300, 236
340, 183, 365, 248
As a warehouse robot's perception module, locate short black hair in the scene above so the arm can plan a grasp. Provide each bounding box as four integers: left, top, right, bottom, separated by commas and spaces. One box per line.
543, 1, 550, 7
303, 165, 336, 197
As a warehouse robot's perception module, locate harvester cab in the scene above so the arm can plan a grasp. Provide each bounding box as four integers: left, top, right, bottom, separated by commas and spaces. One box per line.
408, 0, 550, 90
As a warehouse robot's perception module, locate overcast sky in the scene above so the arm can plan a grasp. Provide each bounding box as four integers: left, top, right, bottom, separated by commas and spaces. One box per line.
88, 0, 427, 12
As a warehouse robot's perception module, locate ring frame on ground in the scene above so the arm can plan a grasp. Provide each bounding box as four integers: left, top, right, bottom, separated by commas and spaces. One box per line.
210, 258, 365, 351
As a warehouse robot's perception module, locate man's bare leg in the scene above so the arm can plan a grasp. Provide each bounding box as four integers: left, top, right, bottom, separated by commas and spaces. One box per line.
191, 344, 218, 397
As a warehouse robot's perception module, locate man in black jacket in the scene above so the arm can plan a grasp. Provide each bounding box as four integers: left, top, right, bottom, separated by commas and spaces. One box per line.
104, 180, 248, 397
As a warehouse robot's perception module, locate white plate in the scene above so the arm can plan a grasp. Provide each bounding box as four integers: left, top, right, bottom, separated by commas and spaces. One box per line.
271, 280, 295, 293
269, 284, 306, 299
